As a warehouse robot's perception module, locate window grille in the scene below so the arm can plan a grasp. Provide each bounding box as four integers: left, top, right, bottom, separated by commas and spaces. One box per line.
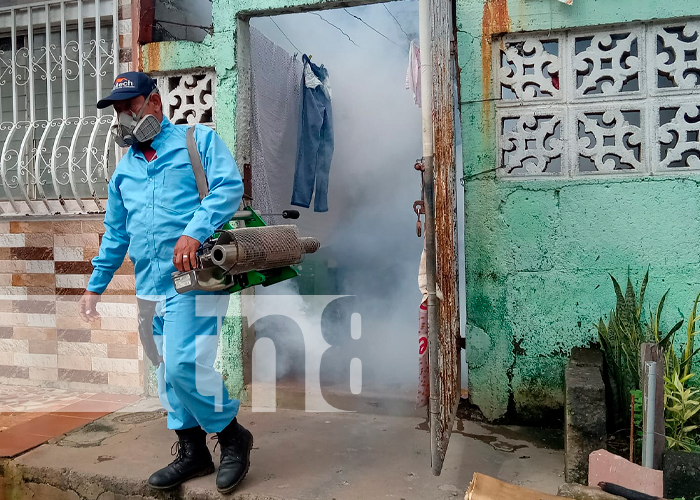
494, 20, 700, 178
0, 0, 119, 215
156, 71, 215, 128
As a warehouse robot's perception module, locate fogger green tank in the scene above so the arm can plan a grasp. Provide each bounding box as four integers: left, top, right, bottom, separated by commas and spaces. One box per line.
171, 207, 320, 294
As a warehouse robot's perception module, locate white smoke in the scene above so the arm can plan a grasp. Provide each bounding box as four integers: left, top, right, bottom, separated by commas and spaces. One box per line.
250, 1, 423, 401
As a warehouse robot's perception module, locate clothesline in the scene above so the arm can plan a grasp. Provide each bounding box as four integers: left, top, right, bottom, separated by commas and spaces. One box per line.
383, 4, 411, 42
310, 12, 360, 47
343, 8, 399, 47
269, 17, 301, 54
266, 7, 406, 56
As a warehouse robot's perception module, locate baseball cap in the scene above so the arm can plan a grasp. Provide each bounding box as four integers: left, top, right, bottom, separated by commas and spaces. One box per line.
96, 71, 158, 109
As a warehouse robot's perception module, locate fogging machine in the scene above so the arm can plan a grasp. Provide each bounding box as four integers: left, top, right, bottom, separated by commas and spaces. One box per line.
171, 207, 320, 294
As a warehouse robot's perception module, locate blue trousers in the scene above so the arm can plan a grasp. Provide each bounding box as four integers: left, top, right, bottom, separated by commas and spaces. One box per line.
152, 291, 239, 433
291, 59, 334, 213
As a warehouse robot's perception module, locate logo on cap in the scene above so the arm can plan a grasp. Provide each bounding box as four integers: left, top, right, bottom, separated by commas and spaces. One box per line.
113, 77, 135, 90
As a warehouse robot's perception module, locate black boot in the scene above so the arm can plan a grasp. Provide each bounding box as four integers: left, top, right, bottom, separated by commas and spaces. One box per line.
215, 418, 254, 494
147, 426, 215, 490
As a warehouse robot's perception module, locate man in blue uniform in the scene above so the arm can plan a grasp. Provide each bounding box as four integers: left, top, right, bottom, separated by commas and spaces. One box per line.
78, 72, 253, 494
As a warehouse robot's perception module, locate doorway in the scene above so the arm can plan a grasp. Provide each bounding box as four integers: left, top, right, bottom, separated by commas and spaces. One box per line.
241, 1, 426, 413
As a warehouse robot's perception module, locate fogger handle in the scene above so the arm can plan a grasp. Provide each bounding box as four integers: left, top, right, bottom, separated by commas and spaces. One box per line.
282, 210, 300, 219
230, 209, 300, 221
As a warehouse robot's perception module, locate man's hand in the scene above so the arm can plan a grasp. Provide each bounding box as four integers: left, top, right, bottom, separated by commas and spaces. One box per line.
173, 235, 200, 272
79, 291, 101, 322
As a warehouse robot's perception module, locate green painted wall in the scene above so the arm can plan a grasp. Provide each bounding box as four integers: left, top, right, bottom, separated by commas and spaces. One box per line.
141, 0, 700, 418
458, 0, 700, 420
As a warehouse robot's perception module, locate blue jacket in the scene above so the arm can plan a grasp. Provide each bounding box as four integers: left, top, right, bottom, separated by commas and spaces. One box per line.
87, 116, 243, 298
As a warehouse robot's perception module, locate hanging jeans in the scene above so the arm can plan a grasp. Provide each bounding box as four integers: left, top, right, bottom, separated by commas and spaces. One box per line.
291, 56, 334, 213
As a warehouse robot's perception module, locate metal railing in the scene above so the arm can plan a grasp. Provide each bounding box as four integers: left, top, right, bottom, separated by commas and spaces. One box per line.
0, 0, 118, 217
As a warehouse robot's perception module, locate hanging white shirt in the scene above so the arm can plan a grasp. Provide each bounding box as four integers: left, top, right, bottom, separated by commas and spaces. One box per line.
405, 40, 421, 108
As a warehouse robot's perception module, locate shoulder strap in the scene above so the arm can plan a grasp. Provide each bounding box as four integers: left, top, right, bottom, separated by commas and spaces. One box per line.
186, 126, 209, 201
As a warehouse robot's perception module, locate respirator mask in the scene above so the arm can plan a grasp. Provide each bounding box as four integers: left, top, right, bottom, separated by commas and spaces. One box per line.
111, 91, 161, 147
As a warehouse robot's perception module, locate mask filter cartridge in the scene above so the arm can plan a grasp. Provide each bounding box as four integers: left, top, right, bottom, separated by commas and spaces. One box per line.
111, 91, 161, 146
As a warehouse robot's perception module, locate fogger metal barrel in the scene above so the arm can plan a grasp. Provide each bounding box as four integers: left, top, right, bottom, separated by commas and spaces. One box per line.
210, 225, 320, 274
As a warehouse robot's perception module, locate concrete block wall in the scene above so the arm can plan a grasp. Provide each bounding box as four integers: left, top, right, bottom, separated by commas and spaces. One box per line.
458, 0, 700, 421
564, 349, 606, 483
0, 220, 145, 395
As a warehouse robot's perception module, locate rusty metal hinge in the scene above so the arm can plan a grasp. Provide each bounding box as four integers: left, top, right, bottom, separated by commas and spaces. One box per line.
414, 200, 425, 237
414, 160, 426, 237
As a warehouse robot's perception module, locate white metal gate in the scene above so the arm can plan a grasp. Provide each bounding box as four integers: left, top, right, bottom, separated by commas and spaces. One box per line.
0, 0, 118, 216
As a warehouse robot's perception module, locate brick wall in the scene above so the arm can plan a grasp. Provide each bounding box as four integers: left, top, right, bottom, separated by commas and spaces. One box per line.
119, 0, 135, 73
0, 219, 145, 395
0, 1, 184, 395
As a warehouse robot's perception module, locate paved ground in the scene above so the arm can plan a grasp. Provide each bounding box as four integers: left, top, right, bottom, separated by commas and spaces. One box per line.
0, 385, 140, 457
4, 398, 565, 500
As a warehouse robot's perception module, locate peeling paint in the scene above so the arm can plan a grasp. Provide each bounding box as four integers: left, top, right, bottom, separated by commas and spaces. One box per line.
145, 43, 161, 71
461, 0, 700, 421
430, 0, 461, 470
480, 0, 510, 117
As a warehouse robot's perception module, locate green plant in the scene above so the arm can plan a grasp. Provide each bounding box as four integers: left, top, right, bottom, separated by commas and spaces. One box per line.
648, 289, 684, 371
597, 270, 649, 421
662, 291, 700, 451
665, 371, 700, 452
666, 291, 700, 382
628, 388, 644, 462
596, 271, 700, 448
631, 388, 643, 440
